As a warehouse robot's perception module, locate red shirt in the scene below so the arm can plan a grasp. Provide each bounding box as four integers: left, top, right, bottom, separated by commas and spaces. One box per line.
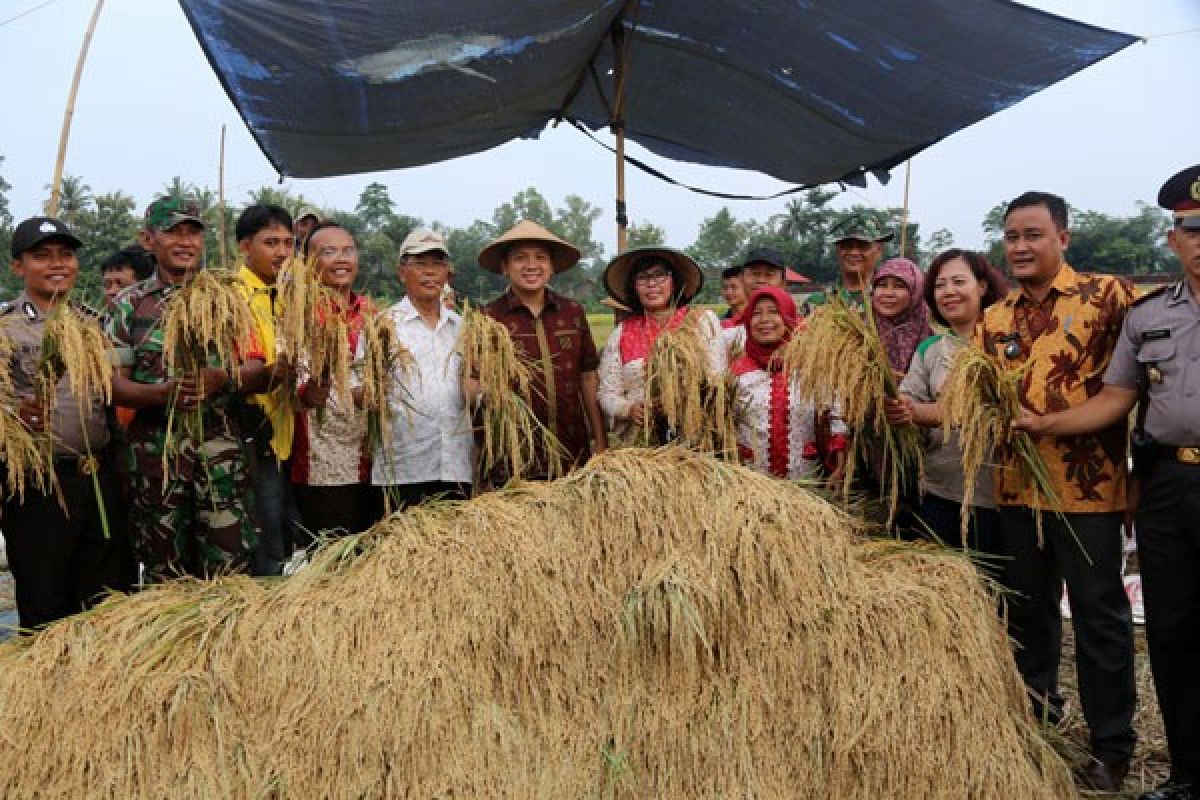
483, 288, 600, 477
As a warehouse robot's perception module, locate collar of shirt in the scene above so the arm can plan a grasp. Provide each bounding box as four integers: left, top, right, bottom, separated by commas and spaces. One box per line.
396, 295, 459, 331
500, 287, 561, 315
1011, 262, 1079, 308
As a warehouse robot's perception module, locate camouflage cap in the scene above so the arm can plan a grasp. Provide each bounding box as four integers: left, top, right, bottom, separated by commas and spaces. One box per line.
829, 213, 893, 245
144, 196, 206, 231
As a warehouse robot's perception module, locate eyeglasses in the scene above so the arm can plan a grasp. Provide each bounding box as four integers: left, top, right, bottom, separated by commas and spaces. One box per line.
633, 268, 672, 285
317, 246, 358, 260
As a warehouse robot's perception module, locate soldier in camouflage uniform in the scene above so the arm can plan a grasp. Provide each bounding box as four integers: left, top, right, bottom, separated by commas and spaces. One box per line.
107, 197, 265, 582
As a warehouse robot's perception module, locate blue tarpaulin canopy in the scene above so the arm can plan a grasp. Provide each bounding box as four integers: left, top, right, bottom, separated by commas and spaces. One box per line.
178, 0, 1135, 187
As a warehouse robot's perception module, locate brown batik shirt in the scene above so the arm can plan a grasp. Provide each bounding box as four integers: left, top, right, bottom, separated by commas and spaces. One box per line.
483, 288, 600, 477
979, 263, 1137, 512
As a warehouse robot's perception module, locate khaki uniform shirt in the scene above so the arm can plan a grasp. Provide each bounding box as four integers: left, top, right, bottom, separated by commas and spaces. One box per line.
1104, 280, 1200, 446
0, 292, 110, 456
899, 334, 995, 508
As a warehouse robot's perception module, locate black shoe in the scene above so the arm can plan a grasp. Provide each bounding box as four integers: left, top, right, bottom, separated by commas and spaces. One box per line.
1139, 781, 1197, 800
1080, 756, 1130, 792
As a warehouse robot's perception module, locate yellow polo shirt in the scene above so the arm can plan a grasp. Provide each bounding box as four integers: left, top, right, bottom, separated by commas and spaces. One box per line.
238, 263, 293, 460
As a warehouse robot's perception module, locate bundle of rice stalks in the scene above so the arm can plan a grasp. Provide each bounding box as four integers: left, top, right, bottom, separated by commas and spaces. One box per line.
0, 406, 50, 501
356, 310, 415, 455
0, 448, 1075, 799
34, 301, 115, 534
275, 256, 352, 409
940, 340, 1061, 543
34, 301, 112, 414
456, 302, 564, 482
160, 269, 256, 443
642, 308, 737, 457
778, 296, 923, 522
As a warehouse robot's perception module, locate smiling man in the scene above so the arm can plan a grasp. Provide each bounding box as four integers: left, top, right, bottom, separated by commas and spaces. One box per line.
807, 213, 893, 311
1, 216, 130, 630
289, 222, 376, 542
979, 190, 1138, 793
234, 204, 297, 576
1012, 167, 1200, 800
367, 228, 473, 510
478, 220, 606, 483
108, 197, 266, 581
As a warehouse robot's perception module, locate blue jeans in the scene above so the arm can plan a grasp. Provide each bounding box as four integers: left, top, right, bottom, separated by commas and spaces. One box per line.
250, 454, 290, 576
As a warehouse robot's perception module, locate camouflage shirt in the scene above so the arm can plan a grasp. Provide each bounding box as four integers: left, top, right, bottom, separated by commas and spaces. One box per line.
106, 273, 175, 386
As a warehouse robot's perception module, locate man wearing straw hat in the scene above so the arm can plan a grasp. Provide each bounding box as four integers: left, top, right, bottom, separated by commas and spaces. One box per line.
1, 216, 131, 629
1015, 166, 1200, 800
477, 220, 606, 480
108, 196, 266, 582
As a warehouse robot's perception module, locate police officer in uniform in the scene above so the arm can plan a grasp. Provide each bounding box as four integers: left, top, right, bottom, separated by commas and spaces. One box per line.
1016, 164, 1200, 800
0, 216, 130, 631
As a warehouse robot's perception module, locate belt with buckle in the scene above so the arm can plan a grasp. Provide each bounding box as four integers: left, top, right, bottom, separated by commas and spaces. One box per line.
53, 453, 102, 476
1175, 446, 1200, 465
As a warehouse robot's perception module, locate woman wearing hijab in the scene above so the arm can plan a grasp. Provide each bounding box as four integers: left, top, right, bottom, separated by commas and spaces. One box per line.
871, 257, 934, 377
732, 287, 848, 480
597, 247, 726, 446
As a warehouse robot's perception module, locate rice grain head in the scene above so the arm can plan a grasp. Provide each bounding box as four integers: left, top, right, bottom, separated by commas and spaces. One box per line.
778, 298, 923, 522
456, 302, 565, 482
642, 308, 737, 457
940, 341, 1062, 544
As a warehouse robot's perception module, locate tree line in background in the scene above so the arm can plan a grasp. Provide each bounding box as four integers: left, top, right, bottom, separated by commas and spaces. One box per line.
0, 154, 1180, 310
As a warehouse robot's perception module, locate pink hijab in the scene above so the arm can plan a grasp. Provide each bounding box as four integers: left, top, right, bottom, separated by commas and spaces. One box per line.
871, 258, 933, 374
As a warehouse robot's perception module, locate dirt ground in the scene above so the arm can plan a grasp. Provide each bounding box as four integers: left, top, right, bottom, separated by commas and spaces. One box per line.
1059, 626, 1169, 798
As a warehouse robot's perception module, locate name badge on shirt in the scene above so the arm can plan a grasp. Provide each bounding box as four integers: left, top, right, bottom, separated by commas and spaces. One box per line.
1142, 329, 1171, 341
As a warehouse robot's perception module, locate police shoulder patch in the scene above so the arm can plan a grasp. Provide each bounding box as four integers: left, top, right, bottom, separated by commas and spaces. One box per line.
1131, 285, 1169, 307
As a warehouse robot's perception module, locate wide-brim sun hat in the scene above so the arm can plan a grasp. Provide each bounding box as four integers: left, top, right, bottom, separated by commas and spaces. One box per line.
478, 219, 581, 274
603, 246, 704, 308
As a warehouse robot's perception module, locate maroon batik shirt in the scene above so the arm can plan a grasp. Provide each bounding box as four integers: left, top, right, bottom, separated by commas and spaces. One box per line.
483, 288, 600, 477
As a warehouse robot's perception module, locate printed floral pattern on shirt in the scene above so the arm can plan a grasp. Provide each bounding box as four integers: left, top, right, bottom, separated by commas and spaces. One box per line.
979, 264, 1136, 512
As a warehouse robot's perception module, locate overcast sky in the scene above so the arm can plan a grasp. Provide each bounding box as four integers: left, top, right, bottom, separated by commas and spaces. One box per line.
1, 0, 1197, 256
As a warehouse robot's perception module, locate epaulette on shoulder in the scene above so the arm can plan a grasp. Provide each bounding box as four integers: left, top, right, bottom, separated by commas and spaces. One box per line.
1131, 285, 1170, 308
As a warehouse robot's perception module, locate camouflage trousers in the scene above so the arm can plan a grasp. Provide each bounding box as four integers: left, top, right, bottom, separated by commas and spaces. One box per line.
127, 420, 259, 583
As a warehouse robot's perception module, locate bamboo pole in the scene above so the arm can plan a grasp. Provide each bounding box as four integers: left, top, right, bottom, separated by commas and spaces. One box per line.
47, 0, 105, 217
218, 125, 228, 269
898, 158, 912, 257
611, 1, 640, 254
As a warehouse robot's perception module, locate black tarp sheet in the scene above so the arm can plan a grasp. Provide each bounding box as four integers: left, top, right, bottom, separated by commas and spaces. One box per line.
178, 0, 1136, 184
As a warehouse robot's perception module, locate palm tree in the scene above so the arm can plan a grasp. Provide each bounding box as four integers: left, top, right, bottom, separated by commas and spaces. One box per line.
43, 174, 93, 222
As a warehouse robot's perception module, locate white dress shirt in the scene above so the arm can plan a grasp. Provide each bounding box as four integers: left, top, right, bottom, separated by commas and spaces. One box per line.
365, 297, 473, 486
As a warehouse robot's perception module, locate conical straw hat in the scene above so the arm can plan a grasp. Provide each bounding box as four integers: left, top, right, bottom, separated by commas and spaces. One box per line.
478, 220, 581, 274
602, 246, 704, 308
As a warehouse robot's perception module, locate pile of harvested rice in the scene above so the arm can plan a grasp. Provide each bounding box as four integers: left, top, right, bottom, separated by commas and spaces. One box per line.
0, 448, 1074, 798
